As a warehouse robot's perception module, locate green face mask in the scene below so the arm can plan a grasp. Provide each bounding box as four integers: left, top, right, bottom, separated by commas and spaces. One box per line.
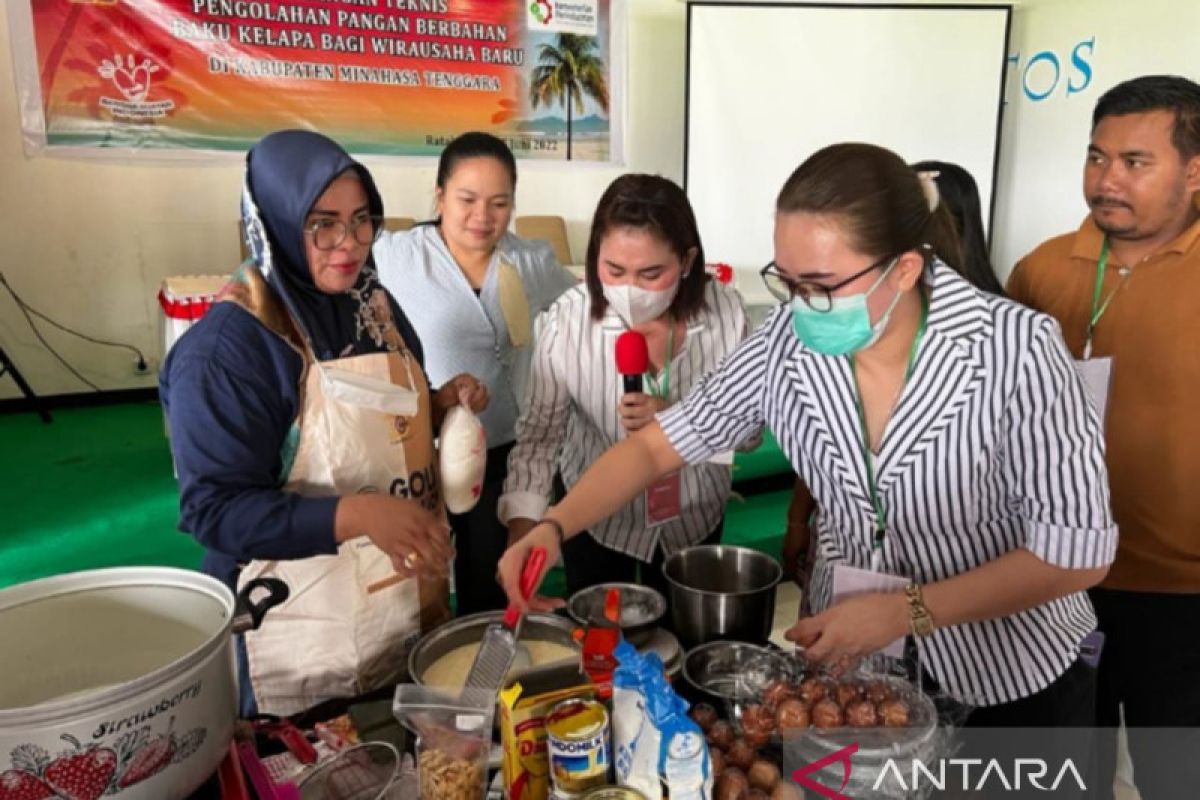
790, 257, 902, 356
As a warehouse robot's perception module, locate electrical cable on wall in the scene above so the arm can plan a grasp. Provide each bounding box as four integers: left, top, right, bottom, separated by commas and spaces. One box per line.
0, 272, 148, 392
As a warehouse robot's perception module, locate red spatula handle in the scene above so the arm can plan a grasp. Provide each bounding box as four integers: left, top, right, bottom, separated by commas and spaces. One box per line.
503, 546, 548, 628
604, 587, 621, 626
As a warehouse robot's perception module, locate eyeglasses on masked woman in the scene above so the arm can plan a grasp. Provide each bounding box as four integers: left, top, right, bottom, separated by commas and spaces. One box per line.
759, 253, 898, 311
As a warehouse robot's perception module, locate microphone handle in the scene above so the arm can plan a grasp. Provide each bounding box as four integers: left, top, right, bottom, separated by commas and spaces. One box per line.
623, 374, 643, 394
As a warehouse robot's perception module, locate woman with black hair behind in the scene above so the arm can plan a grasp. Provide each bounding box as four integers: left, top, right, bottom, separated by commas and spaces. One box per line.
910, 160, 1006, 297
499, 174, 751, 601
374, 132, 576, 615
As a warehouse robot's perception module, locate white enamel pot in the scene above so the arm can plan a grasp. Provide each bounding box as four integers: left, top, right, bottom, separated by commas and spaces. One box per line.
0, 567, 288, 800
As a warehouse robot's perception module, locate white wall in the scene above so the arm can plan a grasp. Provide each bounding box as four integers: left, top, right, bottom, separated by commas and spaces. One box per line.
686, 3, 1009, 273
0, 0, 687, 398
3, 0, 1199, 399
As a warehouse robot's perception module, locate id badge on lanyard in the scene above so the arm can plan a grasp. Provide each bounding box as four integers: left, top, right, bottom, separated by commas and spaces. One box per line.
644, 326, 682, 527
849, 296, 927, 569
835, 296, 927, 657
1076, 239, 1122, 422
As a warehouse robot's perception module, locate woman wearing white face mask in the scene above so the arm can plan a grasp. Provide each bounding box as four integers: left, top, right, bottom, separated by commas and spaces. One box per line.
499, 145, 1116, 731
498, 174, 751, 598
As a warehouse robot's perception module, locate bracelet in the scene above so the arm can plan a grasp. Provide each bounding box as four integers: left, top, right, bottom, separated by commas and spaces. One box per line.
904, 583, 935, 638
538, 517, 566, 546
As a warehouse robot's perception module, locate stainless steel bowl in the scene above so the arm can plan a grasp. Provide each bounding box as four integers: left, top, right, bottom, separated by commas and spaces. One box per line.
662, 544, 782, 648
407, 611, 580, 688
566, 583, 666, 646
681, 640, 797, 706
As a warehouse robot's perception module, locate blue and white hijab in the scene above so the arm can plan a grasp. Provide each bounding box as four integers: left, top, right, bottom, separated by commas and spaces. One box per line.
240, 129, 423, 364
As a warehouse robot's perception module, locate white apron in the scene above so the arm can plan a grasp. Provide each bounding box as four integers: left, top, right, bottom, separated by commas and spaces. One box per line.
225, 268, 450, 716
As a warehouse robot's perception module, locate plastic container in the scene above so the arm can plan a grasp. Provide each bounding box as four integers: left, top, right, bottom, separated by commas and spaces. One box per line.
393, 685, 494, 800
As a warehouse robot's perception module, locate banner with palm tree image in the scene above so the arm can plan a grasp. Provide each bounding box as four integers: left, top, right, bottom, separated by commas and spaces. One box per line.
530, 33, 608, 161
8, 0, 620, 161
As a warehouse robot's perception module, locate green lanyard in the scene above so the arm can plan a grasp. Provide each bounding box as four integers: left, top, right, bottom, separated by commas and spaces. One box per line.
643, 325, 675, 400
850, 295, 928, 549
1084, 238, 1122, 360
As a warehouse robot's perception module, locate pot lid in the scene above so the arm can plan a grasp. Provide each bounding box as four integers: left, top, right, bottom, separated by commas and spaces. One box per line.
638, 628, 683, 672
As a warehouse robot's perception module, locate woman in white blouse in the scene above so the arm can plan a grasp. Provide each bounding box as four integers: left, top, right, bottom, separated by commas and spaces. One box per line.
374, 132, 576, 615
499, 173, 750, 602
499, 144, 1115, 728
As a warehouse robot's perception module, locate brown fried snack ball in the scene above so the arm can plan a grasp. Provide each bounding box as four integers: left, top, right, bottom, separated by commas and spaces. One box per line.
771, 781, 804, 800
878, 698, 911, 728
775, 698, 811, 731
707, 719, 735, 750
812, 698, 845, 729
835, 681, 863, 707
743, 728, 772, 750
716, 767, 750, 800
711, 747, 726, 779
748, 760, 782, 792
762, 679, 797, 711
690, 702, 720, 732
741, 703, 776, 737
747, 790, 771, 800
846, 699, 879, 727
865, 680, 896, 704
798, 676, 832, 704
726, 738, 757, 771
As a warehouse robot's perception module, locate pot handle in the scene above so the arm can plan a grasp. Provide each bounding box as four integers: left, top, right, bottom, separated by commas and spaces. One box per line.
232, 577, 290, 634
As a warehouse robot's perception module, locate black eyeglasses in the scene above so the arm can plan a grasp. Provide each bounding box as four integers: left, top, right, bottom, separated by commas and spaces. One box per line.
760, 254, 897, 312
305, 214, 383, 251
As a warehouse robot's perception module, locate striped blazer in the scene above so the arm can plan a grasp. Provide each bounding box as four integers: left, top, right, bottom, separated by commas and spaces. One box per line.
500, 280, 750, 562
661, 262, 1116, 706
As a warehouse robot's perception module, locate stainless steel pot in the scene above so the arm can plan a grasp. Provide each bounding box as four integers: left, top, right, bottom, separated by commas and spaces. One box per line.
662, 545, 782, 649
0, 567, 286, 800
407, 611, 581, 688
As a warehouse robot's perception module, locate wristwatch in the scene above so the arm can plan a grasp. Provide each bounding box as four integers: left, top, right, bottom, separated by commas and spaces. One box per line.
905, 583, 935, 638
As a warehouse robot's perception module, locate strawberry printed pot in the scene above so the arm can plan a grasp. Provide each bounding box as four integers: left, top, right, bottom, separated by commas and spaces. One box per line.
0, 568, 286, 800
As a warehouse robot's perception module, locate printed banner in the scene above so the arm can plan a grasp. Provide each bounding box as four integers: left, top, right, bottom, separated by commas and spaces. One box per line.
11, 0, 620, 160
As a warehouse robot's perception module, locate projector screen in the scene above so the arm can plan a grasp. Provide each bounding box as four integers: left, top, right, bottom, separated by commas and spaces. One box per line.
686, 2, 1011, 274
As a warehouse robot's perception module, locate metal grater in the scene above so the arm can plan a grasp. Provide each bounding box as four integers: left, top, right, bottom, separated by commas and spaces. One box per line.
462, 546, 548, 693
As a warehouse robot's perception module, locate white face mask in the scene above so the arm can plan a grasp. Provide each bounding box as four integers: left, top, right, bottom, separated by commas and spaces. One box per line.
602, 282, 678, 326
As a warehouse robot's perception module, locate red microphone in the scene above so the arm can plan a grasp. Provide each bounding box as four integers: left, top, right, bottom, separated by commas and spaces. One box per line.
615, 330, 649, 394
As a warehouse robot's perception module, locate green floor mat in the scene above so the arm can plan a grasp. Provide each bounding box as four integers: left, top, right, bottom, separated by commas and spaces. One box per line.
723, 487, 792, 561
732, 429, 791, 484
0, 402, 202, 589
1, 403, 792, 597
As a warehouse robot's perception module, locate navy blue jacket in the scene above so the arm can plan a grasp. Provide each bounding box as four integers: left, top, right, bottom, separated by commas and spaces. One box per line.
161, 301, 424, 589
161, 131, 427, 591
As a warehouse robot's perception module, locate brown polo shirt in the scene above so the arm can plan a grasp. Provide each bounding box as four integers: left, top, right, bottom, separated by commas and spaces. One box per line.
1008, 215, 1200, 593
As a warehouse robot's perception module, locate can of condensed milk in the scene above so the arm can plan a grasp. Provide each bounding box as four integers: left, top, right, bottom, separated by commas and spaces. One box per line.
579, 787, 650, 800
546, 698, 611, 796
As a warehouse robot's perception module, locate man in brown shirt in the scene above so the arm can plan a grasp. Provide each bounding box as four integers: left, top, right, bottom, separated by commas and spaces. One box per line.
1008, 75, 1200, 800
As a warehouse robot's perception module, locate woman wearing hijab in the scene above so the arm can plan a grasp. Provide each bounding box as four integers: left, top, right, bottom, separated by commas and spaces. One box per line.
161, 130, 485, 716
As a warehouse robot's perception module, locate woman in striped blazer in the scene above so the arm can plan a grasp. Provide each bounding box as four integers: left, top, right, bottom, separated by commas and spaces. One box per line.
499, 144, 1115, 727
498, 173, 751, 604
